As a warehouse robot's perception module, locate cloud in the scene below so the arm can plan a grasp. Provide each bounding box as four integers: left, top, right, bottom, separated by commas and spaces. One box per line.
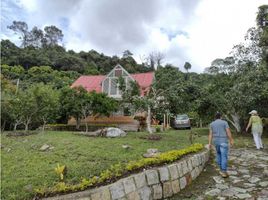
1, 0, 267, 72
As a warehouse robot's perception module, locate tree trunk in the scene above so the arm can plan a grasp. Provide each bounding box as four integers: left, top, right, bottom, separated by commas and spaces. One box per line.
224, 113, 241, 133
24, 118, 31, 132
24, 122, 29, 132
85, 123, 88, 133
76, 117, 81, 130
14, 122, 18, 131
231, 113, 241, 133
1, 120, 6, 132
200, 119, 203, 128
146, 106, 152, 134
42, 118, 47, 133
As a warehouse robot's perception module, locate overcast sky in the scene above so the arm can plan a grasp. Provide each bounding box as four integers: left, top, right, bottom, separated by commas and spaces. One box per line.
1, 0, 267, 72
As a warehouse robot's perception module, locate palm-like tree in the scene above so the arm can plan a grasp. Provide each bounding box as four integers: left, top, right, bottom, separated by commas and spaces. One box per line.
184, 62, 192, 73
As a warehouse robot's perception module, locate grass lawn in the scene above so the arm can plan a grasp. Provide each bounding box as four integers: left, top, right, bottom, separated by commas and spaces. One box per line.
3, 129, 266, 200
1, 128, 208, 200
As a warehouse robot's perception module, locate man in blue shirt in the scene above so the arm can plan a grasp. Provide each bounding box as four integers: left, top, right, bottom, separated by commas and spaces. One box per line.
209, 112, 234, 178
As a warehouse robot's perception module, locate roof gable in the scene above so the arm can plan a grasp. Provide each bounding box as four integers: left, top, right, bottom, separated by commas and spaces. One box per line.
70, 65, 154, 96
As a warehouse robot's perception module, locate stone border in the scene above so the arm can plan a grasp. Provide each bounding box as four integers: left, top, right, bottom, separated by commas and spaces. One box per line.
43, 147, 210, 200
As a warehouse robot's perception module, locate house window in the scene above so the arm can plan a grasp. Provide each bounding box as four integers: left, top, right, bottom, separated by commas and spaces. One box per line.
110, 78, 118, 95
115, 69, 122, 77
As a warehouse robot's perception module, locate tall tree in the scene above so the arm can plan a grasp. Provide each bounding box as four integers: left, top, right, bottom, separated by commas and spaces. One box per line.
183, 62, 191, 73
7, 21, 30, 47
43, 25, 64, 46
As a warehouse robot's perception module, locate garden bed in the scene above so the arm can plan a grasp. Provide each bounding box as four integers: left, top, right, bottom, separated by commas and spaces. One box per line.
1, 129, 208, 200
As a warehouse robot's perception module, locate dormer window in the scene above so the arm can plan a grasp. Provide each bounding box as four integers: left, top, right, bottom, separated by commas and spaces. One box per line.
102, 64, 134, 98
115, 69, 122, 77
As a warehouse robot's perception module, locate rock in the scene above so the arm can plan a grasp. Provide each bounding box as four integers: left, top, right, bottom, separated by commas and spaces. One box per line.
134, 173, 146, 189
217, 197, 226, 200
232, 187, 247, 193
49, 146, 55, 150
24, 184, 33, 192
40, 144, 50, 151
243, 183, 256, 188
122, 177, 136, 194
221, 189, 236, 197
235, 193, 251, 199
259, 181, 268, 187
143, 148, 160, 158
145, 170, 159, 185
122, 144, 131, 149
205, 188, 221, 196
213, 176, 225, 184
259, 156, 268, 161
215, 184, 229, 190
248, 176, 261, 183
235, 179, 244, 184
106, 128, 127, 137
228, 170, 238, 175
109, 182, 125, 199
152, 184, 162, 199
163, 182, 173, 198
138, 186, 151, 200
238, 169, 249, 174
263, 169, 268, 176
158, 167, 170, 182
147, 148, 159, 154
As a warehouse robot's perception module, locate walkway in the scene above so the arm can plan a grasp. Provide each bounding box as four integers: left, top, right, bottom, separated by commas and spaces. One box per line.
171, 148, 268, 200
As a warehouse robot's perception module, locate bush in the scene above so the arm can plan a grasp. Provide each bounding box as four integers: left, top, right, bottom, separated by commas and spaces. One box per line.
36, 143, 204, 197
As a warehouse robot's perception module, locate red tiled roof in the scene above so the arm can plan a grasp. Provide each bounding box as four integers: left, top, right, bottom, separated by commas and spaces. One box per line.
71, 75, 105, 92
71, 72, 154, 96
131, 72, 154, 96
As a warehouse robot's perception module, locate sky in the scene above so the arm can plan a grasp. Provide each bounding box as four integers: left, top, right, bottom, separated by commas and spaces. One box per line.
1, 0, 267, 72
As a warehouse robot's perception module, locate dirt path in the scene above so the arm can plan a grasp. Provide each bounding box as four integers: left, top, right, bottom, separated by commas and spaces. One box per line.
170, 148, 268, 200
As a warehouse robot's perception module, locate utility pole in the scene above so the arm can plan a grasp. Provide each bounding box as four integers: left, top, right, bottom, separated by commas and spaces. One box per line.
15, 78, 20, 94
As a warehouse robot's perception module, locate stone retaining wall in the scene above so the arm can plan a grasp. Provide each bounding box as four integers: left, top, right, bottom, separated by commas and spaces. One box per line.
43, 148, 210, 200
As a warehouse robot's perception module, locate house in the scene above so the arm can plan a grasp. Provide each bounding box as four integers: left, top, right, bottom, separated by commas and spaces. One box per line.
68, 64, 154, 131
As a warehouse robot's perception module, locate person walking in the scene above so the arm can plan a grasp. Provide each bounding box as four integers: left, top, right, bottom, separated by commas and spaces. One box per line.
209, 112, 234, 178
246, 110, 263, 150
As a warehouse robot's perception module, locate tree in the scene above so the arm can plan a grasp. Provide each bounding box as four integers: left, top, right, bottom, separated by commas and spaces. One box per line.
59, 86, 84, 129
59, 86, 118, 130
147, 51, 165, 69
183, 62, 191, 73
31, 84, 60, 132
0, 40, 21, 66
43, 25, 64, 46
7, 21, 30, 47
122, 50, 133, 58
29, 26, 44, 48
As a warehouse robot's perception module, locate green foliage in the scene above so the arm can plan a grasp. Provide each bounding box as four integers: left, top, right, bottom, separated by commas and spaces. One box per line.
1, 38, 152, 74
54, 164, 67, 181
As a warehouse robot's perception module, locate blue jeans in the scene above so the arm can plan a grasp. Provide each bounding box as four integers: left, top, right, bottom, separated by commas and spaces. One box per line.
215, 143, 229, 172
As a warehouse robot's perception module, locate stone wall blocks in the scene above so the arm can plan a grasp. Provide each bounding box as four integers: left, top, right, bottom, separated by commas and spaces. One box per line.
109, 182, 125, 200
145, 170, 159, 186
123, 177, 136, 194
152, 184, 162, 199
158, 167, 170, 182
168, 164, 179, 180
163, 181, 173, 198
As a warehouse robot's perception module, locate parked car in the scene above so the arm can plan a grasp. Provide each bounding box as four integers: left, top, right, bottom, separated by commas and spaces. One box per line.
172, 114, 191, 129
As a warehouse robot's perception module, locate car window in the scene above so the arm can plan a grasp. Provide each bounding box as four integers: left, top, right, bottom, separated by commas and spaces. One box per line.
176, 115, 188, 120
